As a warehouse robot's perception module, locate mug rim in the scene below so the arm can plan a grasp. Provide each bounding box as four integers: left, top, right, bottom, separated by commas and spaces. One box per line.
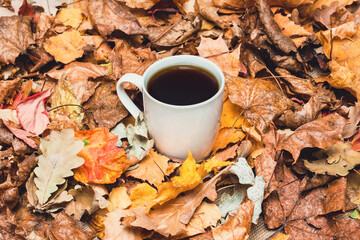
142, 55, 225, 109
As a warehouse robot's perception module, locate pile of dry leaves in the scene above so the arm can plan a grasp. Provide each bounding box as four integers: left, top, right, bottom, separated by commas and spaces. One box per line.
1, 0, 360, 239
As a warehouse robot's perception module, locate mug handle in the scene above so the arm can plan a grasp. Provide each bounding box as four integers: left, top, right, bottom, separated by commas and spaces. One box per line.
116, 73, 144, 118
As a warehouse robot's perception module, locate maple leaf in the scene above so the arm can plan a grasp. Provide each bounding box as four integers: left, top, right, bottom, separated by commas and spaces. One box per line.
44, 30, 85, 64
88, 0, 144, 36
196, 35, 229, 58
280, 113, 346, 161
74, 127, 132, 184
304, 142, 360, 176
50, 76, 83, 127
212, 198, 254, 240
227, 76, 293, 132
0, 16, 35, 65
130, 166, 229, 237
33, 129, 84, 205
56, 8, 84, 29
16, 89, 51, 136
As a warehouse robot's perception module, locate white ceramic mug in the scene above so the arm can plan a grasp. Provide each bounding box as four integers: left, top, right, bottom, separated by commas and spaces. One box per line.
116, 55, 225, 160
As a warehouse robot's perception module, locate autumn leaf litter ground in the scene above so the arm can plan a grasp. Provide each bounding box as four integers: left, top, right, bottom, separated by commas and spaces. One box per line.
1, 0, 360, 239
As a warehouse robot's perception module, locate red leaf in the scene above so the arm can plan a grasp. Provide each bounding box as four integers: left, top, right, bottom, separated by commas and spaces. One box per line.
18, 0, 36, 22
16, 89, 51, 136
3, 120, 37, 148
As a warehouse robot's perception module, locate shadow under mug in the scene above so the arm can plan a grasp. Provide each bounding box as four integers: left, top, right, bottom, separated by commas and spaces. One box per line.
116, 55, 225, 160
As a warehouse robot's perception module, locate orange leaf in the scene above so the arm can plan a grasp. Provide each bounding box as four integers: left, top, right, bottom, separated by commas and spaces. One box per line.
74, 128, 131, 184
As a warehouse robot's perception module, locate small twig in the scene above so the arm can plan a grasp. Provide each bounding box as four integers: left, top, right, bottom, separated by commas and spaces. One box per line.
354, 168, 360, 176
329, 17, 333, 60
264, 225, 284, 240
217, 184, 235, 192
48, 104, 84, 112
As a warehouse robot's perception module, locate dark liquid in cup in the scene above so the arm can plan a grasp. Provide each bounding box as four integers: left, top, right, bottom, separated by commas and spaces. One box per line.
147, 65, 219, 106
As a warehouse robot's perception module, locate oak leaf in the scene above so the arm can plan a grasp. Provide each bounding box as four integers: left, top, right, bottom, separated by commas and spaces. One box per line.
126, 149, 176, 186
212, 198, 254, 240
130, 167, 229, 237
304, 142, 360, 176
56, 8, 84, 29
47, 62, 108, 103
227, 77, 293, 132
74, 128, 132, 184
280, 113, 346, 161
33, 129, 84, 205
0, 16, 35, 65
44, 30, 85, 64
88, 0, 144, 36
16, 89, 52, 136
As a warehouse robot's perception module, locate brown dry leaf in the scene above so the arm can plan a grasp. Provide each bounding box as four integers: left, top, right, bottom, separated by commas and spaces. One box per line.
195, 0, 226, 29
304, 142, 360, 176
285, 216, 360, 239
88, 0, 144, 36
212, 128, 245, 151
183, 202, 221, 237
254, 129, 284, 196
103, 208, 143, 240
273, 9, 312, 48
256, 0, 297, 55
44, 30, 86, 64
275, 68, 317, 96
48, 211, 96, 240
56, 8, 84, 29
0, 79, 19, 105
47, 62, 108, 103
288, 177, 347, 221
347, 171, 360, 207
316, 23, 360, 100
196, 35, 229, 58
227, 77, 293, 132
0, 16, 35, 65
343, 102, 360, 138
207, 45, 242, 78
111, 40, 157, 80
130, 167, 228, 237
126, 149, 177, 186
83, 82, 129, 128
279, 95, 324, 129
244, 49, 267, 79
212, 198, 254, 240
299, 0, 357, 20
212, 0, 312, 9
149, 14, 201, 47
119, 0, 160, 10
280, 113, 346, 161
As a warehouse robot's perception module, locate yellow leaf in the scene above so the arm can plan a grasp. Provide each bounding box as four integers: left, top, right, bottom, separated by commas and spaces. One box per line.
50, 76, 83, 127
220, 98, 245, 129
212, 128, 245, 151
271, 233, 290, 240
172, 151, 201, 190
44, 30, 85, 64
203, 156, 232, 173
129, 183, 157, 208
56, 8, 83, 29
107, 187, 131, 212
